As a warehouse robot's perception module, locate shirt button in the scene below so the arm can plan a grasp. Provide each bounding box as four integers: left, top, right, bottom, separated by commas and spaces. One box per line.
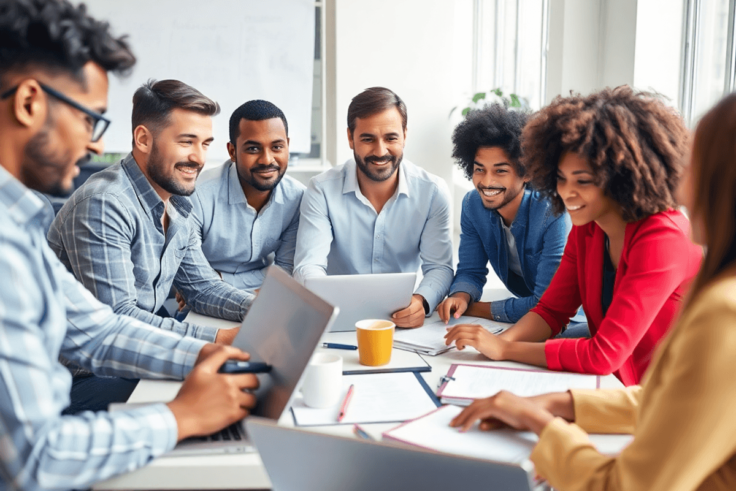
376, 235, 381, 239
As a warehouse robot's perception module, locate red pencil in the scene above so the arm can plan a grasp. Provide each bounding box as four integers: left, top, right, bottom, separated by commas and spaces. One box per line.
337, 384, 355, 422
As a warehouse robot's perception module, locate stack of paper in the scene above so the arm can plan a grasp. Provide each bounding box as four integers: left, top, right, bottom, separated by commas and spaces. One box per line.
393, 317, 507, 356
383, 405, 633, 462
291, 372, 439, 426
437, 364, 599, 406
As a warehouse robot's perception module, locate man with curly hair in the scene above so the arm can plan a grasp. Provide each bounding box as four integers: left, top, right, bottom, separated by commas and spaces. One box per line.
438, 103, 580, 328
0, 1, 257, 489
445, 87, 702, 386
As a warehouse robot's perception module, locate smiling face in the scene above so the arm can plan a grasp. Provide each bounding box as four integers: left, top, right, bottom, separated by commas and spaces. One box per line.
348, 107, 406, 183
472, 146, 527, 211
19, 62, 108, 196
228, 117, 289, 193
556, 151, 620, 226
140, 108, 213, 198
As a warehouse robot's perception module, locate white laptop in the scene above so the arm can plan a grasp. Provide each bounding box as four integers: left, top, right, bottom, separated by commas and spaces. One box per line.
247, 418, 544, 491
304, 272, 416, 331
168, 266, 339, 456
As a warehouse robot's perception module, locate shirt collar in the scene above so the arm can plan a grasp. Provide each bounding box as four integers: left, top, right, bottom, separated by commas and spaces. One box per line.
122, 153, 192, 218
227, 159, 285, 208
342, 158, 410, 198
0, 165, 47, 227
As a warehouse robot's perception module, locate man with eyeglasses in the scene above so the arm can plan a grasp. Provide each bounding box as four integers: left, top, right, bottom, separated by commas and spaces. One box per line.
0, 1, 258, 489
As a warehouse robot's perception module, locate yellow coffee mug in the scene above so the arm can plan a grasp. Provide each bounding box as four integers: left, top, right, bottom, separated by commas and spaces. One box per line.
356, 319, 395, 366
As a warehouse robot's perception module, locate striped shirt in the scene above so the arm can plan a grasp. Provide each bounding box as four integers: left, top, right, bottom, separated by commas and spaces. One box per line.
0, 165, 206, 490
48, 154, 254, 342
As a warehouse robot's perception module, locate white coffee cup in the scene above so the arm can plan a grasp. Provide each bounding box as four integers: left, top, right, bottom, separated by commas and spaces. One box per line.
301, 353, 343, 408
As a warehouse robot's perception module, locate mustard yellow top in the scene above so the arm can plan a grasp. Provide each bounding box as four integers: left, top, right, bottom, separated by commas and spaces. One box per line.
530, 274, 736, 491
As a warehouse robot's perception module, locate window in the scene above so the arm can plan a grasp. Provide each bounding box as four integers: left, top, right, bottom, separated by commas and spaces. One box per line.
680, 0, 736, 124
471, 0, 549, 110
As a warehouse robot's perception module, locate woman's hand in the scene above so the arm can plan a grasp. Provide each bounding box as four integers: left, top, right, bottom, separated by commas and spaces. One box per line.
449, 390, 555, 435
444, 323, 509, 360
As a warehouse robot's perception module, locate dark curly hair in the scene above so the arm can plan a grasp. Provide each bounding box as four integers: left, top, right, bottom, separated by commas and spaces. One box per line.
523, 86, 689, 222
0, 0, 136, 85
452, 103, 530, 180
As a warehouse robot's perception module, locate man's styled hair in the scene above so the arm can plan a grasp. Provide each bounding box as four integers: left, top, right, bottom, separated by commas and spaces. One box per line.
229, 99, 289, 144
131, 79, 220, 134
0, 0, 135, 85
347, 87, 407, 135
452, 103, 530, 180
523, 85, 689, 222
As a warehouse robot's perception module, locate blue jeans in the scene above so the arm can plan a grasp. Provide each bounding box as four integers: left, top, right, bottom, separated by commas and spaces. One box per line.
62, 375, 139, 415
555, 321, 591, 339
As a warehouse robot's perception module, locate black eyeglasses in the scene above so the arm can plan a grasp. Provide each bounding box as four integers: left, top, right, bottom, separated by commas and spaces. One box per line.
0, 82, 111, 142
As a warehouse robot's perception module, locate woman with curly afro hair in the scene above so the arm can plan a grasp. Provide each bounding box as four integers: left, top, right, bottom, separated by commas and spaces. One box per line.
445, 86, 702, 386
451, 90, 736, 491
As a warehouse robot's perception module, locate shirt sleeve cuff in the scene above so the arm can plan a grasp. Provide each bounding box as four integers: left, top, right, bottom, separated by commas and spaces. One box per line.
123, 403, 180, 456
173, 337, 208, 379
448, 280, 483, 303
192, 325, 218, 343
530, 417, 596, 486
413, 286, 441, 315
543, 338, 565, 372
490, 298, 512, 323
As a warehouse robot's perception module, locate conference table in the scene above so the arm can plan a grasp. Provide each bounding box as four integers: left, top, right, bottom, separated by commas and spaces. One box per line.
94, 290, 622, 490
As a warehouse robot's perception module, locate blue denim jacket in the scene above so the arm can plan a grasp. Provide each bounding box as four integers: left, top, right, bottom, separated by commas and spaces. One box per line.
449, 188, 572, 323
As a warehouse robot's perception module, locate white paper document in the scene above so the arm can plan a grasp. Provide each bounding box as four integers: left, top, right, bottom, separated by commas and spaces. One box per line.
384, 405, 633, 463
393, 316, 509, 356
291, 372, 438, 426
438, 364, 599, 406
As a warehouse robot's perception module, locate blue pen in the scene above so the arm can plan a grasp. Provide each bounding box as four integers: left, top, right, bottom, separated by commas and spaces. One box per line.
353, 425, 374, 441
322, 342, 358, 350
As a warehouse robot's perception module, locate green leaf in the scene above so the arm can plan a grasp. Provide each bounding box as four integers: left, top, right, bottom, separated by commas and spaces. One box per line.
471, 92, 486, 103
509, 94, 521, 107
461, 107, 471, 116
493, 88, 503, 97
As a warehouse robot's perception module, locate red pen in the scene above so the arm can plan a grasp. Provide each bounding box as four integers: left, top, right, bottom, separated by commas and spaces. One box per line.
337, 384, 355, 422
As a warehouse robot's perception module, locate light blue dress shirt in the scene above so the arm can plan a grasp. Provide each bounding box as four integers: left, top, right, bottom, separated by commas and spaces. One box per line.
48, 154, 255, 342
191, 160, 305, 290
0, 165, 206, 491
293, 158, 454, 312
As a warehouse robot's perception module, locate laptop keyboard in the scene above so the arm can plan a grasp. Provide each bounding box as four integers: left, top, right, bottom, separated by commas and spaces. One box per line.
184, 423, 244, 443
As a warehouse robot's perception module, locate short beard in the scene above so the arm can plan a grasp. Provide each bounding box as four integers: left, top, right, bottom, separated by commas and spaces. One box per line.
22, 116, 76, 197
236, 157, 285, 192
354, 151, 402, 182
147, 140, 201, 197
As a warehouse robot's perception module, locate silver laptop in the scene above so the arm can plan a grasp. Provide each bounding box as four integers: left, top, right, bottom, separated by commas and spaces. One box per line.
304, 273, 416, 331
247, 418, 543, 491
169, 266, 339, 456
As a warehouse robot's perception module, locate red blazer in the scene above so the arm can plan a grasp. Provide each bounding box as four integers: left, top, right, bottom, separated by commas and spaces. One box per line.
531, 210, 702, 386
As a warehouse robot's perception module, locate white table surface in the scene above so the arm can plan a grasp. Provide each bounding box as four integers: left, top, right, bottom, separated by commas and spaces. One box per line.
94, 292, 622, 490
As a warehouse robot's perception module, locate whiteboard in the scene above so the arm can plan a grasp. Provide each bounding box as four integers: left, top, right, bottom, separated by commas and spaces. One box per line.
84, 0, 315, 158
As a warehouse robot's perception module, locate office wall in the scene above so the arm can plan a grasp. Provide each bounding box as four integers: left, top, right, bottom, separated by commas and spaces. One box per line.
327, 0, 458, 195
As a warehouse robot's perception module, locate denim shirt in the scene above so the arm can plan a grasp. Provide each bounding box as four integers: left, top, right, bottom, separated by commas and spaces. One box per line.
48, 154, 254, 342
191, 160, 305, 290
0, 165, 205, 490
449, 188, 573, 323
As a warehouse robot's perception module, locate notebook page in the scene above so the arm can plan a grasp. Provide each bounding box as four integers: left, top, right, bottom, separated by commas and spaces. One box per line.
442, 365, 598, 400
394, 316, 507, 351
385, 405, 633, 462
291, 372, 438, 426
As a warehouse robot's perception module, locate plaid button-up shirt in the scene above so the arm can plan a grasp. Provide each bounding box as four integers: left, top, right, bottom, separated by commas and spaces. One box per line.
0, 165, 207, 490
48, 154, 255, 342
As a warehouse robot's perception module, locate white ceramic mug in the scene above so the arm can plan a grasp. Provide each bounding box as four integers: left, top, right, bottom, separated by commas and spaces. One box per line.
301, 353, 343, 408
